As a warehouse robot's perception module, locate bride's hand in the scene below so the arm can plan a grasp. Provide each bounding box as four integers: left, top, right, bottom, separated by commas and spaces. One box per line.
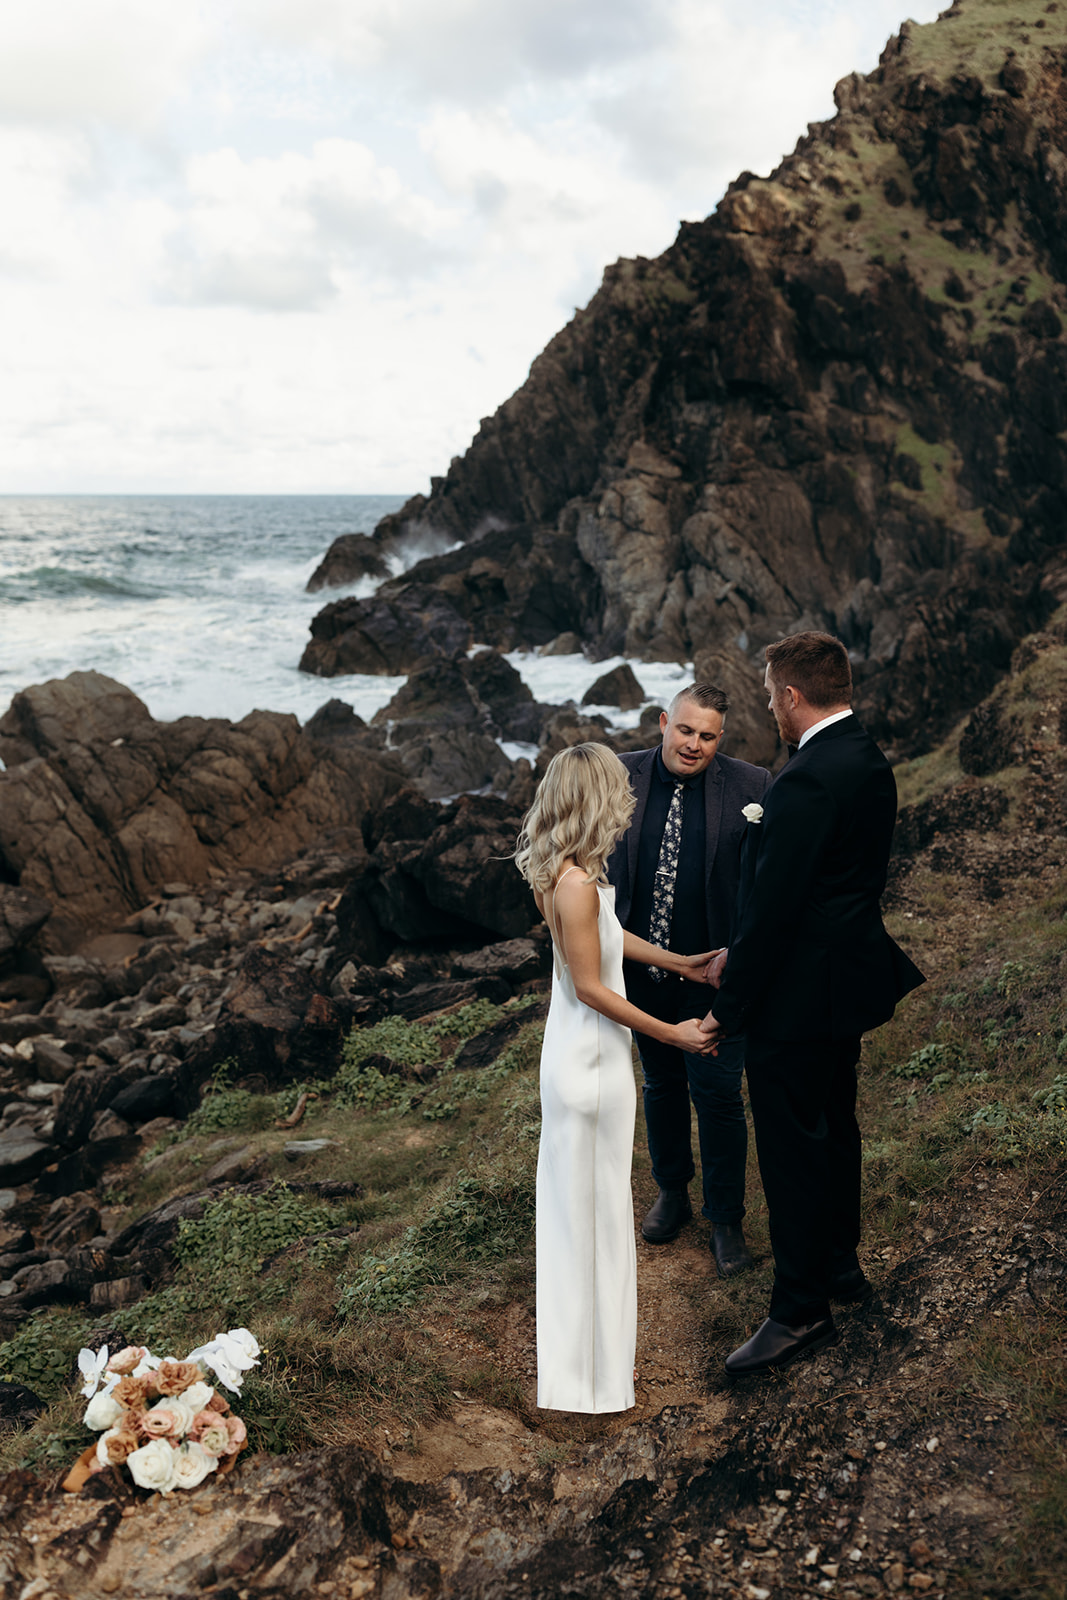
673, 1018, 719, 1056
678, 950, 722, 984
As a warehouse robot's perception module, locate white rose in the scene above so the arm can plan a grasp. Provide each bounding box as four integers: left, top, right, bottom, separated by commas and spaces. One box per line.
171, 1440, 219, 1491
181, 1381, 214, 1414
127, 1437, 179, 1494
741, 803, 764, 824
83, 1390, 123, 1431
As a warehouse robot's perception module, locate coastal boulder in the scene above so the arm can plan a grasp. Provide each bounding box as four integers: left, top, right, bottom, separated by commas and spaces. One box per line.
0, 887, 53, 964
299, 585, 471, 676
305, 533, 390, 592
0, 673, 402, 951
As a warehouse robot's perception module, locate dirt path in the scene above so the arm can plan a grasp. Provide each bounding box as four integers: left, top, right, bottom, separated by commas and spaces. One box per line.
392, 1176, 730, 1483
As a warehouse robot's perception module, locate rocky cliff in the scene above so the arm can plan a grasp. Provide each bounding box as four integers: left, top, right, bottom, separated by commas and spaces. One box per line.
303, 0, 1067, 761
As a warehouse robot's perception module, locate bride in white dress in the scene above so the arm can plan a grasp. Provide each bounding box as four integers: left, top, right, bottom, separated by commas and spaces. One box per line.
515, 743, 718, 1414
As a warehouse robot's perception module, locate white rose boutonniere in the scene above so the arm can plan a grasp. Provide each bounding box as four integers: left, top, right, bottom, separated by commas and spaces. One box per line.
741, 803, 764, 825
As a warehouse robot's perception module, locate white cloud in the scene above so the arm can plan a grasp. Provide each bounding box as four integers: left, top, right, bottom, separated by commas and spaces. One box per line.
0, 1, 212, 130
161, 140, 459, 310
233, 0, 661, 97
0, 0, 950, 492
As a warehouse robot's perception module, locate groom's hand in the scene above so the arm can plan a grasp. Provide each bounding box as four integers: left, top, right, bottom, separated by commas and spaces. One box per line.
704, 949, 728, 988
698, 1010, 723, 1055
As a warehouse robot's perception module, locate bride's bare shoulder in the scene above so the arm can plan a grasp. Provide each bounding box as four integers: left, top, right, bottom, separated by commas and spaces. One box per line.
552, 865, 597, 908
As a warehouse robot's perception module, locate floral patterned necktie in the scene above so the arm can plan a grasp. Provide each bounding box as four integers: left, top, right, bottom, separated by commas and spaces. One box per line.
648, 780, 685, 981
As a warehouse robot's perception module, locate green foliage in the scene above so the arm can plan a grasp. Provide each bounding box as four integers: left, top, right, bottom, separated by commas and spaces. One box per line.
964, 1075, 1067, 1163
334, 997, 541, 1116
996, 960, 1035, 1003
175, 1184, 338, 1272
338, 1162, 536, 1319
890, 1041, 948, 1079
0, 1310, 92, 1401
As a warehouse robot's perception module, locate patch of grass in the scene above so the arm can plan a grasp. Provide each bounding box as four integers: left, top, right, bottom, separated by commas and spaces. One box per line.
956, 1309, 1067, 1598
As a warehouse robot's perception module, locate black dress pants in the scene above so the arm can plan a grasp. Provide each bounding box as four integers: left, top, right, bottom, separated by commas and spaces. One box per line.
744, 1030, 863, 1325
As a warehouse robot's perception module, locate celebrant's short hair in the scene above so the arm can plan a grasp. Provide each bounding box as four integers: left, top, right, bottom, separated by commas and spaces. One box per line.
514, 742, 635, 893
765, 632, 852, 709
667, 682, 729, 719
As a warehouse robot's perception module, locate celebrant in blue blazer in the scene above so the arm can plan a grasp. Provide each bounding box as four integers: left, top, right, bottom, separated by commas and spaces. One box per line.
607, 683, 771, 1277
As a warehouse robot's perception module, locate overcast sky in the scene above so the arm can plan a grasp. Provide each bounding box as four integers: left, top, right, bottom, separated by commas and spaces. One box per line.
0, 0, 944, 496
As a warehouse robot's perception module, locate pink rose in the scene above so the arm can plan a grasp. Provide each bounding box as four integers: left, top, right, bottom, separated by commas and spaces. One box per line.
141, 1404, 184, 1439
106, 1345, 148, 1376
223, 1415, 247, 1455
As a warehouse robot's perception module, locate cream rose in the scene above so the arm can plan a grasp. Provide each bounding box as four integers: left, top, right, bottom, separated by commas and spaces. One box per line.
83, 1389, 123, 1432
126, 1437, 179, 1494
181, 1381, 214, 1415
741, 803, 764, 824
171, 1441, 218, 1490
189, 1412, 230, 1457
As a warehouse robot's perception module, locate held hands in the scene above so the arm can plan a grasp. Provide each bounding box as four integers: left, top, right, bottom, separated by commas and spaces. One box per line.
698, 1010, 723, 1053
678, 949, 727, 985
704, 948, 728, 987
674, 1018, 719, 1056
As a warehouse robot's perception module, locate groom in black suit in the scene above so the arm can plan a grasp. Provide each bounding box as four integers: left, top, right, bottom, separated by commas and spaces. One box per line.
701, 633, 924, 1374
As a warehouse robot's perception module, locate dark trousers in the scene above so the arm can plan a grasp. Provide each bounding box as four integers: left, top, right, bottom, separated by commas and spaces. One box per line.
744, 1030, 863, 1325
630, 974, 748, 1227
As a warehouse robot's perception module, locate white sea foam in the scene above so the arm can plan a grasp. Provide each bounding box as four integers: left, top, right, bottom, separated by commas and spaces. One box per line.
0, 497, 693, 764
503, 651, 694, 727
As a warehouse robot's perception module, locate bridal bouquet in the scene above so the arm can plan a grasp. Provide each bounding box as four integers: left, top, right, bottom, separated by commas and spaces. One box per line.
65, 1328, 260, 1494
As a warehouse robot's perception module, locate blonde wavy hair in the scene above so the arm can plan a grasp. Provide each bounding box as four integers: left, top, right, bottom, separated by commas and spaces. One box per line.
514, 742, 635, 893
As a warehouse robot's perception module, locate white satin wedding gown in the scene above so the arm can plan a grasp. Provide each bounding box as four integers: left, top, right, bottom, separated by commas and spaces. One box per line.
536, 870, 637, 1413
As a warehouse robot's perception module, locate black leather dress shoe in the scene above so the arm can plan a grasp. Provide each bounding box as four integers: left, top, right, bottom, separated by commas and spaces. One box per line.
641, 1189, 692, 1243
829, 1266, 872, 1303
725, 1316, 839, 1376
711, 1223, 753, 1279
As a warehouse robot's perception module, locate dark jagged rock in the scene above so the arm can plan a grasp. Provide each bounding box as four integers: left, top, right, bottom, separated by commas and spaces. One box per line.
387, 975, 510, 1021
359, 795, 536, 947
580, 663, 646, 710
0, 672, 400, 951
310, 3, 1067, 763
299, 585, 472, 676
0, 888, 52, 965
179, 949, 346, 1094
452, 996, 550, 1072
305, 532, 390, 592
451, 937, 548, 984
0, 1382, 45, 1431
892, 780, 1010, 855
959, 700, 1024, 775
107, 1074, 179, 1125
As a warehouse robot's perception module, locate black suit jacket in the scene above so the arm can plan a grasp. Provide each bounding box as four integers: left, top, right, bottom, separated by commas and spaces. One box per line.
608, 747, 772, 950
711, 717, 924, 1042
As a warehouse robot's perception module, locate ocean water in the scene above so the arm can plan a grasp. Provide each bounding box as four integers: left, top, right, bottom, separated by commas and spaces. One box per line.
0, 495, 692, 757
